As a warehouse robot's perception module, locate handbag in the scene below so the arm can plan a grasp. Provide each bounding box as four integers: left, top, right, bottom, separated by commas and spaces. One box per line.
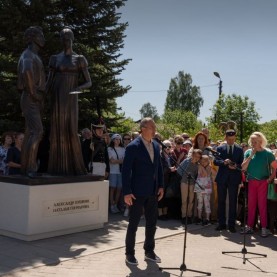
266, 153, 277, 201
92, 162, 106, 176
267, 182, 277, 201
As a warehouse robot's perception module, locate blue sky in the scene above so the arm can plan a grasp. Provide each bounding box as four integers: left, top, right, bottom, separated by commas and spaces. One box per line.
116, 0, 277, 124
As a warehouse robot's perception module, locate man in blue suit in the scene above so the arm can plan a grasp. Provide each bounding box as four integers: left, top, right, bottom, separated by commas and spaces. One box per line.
214, 129, 244, 233
122, 117, 164, 266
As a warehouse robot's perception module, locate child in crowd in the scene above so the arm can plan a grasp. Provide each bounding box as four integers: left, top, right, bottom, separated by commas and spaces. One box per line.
177, 149, 202, 225
194, 155, 213, 225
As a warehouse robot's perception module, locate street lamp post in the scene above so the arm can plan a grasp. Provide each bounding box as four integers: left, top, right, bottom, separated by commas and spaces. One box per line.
239, 112, 243, 143
213, 72, 222, 97
213, 72, 243, 142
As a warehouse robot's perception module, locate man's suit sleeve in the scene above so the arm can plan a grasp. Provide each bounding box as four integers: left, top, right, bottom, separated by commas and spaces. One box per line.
236, 146, 244, 168
157, 152, 164, 189
213, 147, 225, 167
122, 144, 135, 196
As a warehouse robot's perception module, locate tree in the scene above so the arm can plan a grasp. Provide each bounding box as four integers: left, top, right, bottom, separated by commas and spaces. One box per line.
160, 109, 203, 139
109, 116, 138, 135
139, 102, 159, 121
207, 94, 261, 142
0, 0, 131, 133
259, 120, 277, 144
164, 71, 203, 117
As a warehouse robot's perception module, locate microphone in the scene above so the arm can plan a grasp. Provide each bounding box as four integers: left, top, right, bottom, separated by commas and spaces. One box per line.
153, 137, 167, 149
205, 147, 221, 156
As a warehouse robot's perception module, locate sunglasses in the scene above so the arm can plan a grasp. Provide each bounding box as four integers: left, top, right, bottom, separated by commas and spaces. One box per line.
165, 146, 171, 149
176, 142, 183, 145
123, 138, 131, 141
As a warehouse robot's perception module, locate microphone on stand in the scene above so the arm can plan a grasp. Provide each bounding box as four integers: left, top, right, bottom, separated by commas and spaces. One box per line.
153, 137, 167, 149
205, 147, 221, 156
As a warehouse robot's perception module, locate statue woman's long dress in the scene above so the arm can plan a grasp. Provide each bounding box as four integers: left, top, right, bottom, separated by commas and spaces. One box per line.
47, 28, 92, 175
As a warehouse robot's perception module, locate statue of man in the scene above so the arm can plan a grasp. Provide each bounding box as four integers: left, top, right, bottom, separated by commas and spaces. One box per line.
17, 26, 46, 177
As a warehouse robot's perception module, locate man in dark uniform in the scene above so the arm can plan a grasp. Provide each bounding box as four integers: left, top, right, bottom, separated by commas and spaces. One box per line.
214, 128, 244, 233
90, 118, 110, 178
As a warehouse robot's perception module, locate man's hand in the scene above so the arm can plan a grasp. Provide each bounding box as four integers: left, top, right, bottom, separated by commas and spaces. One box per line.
157, 188, 164, 201
224, 159, 232, 165
228, 164, 237, 170
124, 194, 136, 206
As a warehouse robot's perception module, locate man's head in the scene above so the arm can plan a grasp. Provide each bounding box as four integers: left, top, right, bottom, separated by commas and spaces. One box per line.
225, 129, 236, 145
24, 26, 45, 48
140, 117, 156, 140
81, 128, 91, 140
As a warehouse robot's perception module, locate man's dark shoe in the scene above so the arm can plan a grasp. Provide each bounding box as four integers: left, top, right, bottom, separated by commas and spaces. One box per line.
187, 217, 192, 224
202, 219, 210, 226
125, 254, 138, 265
144, 252, 161, 263
215, 225, 226, 231
228, 226, 237, 233
181, 217, 187, 225
195, 217, 202, 225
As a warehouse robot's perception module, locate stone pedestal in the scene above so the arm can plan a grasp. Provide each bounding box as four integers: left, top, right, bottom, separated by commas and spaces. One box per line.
0, 175, 109, 241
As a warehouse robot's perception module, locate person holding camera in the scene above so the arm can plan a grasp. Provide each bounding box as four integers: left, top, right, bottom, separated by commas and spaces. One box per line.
214, 129, 244, 233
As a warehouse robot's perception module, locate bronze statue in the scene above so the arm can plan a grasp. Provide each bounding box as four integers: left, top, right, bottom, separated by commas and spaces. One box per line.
47, 28, 92, 175
17, 26, 46, 177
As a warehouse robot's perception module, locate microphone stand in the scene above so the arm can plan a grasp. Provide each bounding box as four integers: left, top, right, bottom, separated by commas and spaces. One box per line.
159, 169, 211, 276
211, 152, 267, 264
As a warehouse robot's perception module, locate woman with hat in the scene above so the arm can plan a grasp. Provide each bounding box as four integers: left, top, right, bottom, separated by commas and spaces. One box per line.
108, 134, 125, 213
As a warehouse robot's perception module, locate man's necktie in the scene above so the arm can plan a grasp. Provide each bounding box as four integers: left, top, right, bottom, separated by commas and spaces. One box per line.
228, 145, 233, 159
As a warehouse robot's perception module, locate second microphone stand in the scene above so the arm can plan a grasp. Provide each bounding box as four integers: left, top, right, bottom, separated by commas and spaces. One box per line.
211, 151, 267, 264
222, 172, 267, 264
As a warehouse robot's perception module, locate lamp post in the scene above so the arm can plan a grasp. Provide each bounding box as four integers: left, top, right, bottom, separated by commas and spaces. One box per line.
239, 111, 243, 143
213, 72, 222, 97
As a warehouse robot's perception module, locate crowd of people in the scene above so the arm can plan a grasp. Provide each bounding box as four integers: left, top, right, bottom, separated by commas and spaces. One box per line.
90, 120, 276, 242
0, 118, 277, 264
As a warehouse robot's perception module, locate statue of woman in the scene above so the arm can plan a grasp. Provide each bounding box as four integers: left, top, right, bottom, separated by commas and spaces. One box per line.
47, 28, 92, 175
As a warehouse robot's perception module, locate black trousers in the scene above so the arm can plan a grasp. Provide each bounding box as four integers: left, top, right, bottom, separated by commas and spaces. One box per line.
217, 178, 239, 228
125, 195, 158, 256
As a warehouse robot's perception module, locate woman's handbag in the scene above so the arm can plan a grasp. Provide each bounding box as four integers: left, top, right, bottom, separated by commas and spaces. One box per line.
267, 181, 277, 201
267, 154, 277, 201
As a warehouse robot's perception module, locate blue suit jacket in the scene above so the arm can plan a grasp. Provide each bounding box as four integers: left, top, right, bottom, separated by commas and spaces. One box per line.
214, 143, 244, 185
122, 136, 164, 197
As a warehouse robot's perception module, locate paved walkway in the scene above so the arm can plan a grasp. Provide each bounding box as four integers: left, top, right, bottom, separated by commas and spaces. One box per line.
0, 213, 277, 277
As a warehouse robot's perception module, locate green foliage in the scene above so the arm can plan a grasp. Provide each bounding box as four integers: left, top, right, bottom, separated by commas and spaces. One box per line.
165, 71, 204, 117
139, 102, 160, 121
0, 0, 131, 134
159, 109, 203, 139
259, 120, 277, 143
207, 93, 261, 142
109, 116, 138, 135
